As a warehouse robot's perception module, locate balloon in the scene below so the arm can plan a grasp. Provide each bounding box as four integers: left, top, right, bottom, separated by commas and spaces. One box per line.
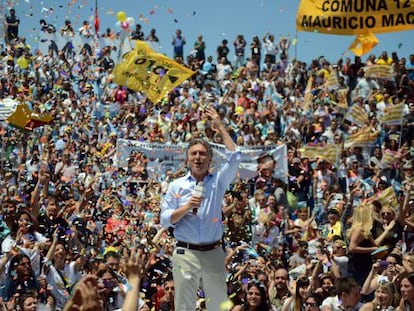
234, 106, 244, 116
287, 191, 298, 209
121, 21, 129, 30
126, 17, 135, 26
115, 89, 127, 103
117, 11, 127, 22
202, 62, 212, 72
115, 21, 122, 30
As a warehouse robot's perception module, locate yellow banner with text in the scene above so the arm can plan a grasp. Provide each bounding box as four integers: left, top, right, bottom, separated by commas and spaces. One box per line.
296, 0, 414, 35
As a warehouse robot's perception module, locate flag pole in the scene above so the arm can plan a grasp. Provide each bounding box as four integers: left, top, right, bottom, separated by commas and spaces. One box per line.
94, 0, 99, 37
294, 30, 298, 60
398, 103, 404, 150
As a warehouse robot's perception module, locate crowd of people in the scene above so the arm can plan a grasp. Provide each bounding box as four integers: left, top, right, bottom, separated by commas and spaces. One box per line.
1, 7, 414, 311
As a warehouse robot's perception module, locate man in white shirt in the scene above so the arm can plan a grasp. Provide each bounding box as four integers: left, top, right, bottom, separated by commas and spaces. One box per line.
355, 76, 379, 99
216, 57, 232, 81
262, 32, 279, 64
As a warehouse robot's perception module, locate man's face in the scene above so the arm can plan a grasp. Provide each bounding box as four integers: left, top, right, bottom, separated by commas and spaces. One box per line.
163, 280, 174, 301
187, 143, 211, 179
342, 286, 361, 308
46, 199, 58, 218
258, 158, 275, 180
305, 297, 319, 311
106, 255, 120, 271
274, 269, 288, 290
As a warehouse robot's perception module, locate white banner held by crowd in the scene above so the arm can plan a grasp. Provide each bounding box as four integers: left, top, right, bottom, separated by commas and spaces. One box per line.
38, 32, 161, 63
116, 139, 288, 183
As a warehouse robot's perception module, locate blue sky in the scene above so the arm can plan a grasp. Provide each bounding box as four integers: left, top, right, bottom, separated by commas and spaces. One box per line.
6, 0, 414, 64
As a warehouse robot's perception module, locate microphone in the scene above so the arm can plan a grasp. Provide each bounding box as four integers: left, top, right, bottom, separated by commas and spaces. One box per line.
192, 181, 204, 215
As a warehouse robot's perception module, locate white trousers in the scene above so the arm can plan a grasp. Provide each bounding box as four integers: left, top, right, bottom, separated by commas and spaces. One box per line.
172, 246, 228, 311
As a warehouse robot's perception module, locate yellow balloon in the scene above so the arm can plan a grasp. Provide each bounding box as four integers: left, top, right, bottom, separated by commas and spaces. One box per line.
117, 11, 127, 22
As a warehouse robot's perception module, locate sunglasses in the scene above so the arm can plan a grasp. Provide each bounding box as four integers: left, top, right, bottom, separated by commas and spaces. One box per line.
305, 302, 318, 307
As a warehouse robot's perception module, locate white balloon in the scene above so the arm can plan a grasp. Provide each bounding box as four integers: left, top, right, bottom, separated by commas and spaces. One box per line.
126, 17, 135, 26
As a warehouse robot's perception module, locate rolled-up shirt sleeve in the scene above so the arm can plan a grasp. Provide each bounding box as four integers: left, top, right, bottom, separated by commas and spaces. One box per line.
160, 183, 179, 228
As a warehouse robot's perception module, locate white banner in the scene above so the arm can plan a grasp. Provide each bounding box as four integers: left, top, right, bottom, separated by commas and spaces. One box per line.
0, 98, 18, 121
116, 139, 288, 183
38, 32, 160, 63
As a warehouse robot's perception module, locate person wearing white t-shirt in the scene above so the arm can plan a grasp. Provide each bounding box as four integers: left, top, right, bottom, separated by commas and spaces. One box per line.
43, 236, 86, 310
216, 57, 232, 81
262, 32, 279, 64
330, 239, 349, 278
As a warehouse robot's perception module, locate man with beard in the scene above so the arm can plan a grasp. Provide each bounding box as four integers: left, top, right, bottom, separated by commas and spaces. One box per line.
37, 195, 69, 241
269, 267, 290, 310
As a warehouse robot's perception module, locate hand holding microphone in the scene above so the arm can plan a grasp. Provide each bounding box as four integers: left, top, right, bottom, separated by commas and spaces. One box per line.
192, 182, 204, 215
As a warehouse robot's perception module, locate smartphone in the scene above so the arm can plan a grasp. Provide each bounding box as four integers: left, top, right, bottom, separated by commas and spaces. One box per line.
379, 260, 389, 268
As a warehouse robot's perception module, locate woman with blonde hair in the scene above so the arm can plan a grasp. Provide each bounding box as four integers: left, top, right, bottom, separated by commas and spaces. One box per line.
347, 205, 378, 285
252, 208, 280, 248
360, 281, 398, 311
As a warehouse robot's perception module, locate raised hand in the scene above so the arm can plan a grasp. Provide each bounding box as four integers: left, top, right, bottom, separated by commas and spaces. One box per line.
63, 275, 103, 311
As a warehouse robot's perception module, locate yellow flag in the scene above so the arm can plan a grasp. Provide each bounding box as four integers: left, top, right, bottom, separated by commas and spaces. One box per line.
296, 0, 413, 35
381, 150, 396, 169
364, 64, 395, 81
25, 112, 54, 131
337, 88, 349, 109
299, 144, 341, 165
380, 103, 404, 125
367, 186, 399, 213
324, 69, 339, 90
302, 76, 314, 112
348, 33, 379, 56
345, 104, 369, 127
113, 41, 195, 103
344, 127, 379, 148
112, 51, 136, 86
6, 103, 30, 129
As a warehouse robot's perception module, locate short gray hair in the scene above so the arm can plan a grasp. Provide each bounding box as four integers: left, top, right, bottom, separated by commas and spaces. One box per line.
186, 138, 213, 159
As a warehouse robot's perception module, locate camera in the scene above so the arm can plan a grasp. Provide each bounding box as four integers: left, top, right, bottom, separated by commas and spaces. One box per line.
379, 260, 389, 268
230, 190, 241, 200
102, 279, 115, 289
